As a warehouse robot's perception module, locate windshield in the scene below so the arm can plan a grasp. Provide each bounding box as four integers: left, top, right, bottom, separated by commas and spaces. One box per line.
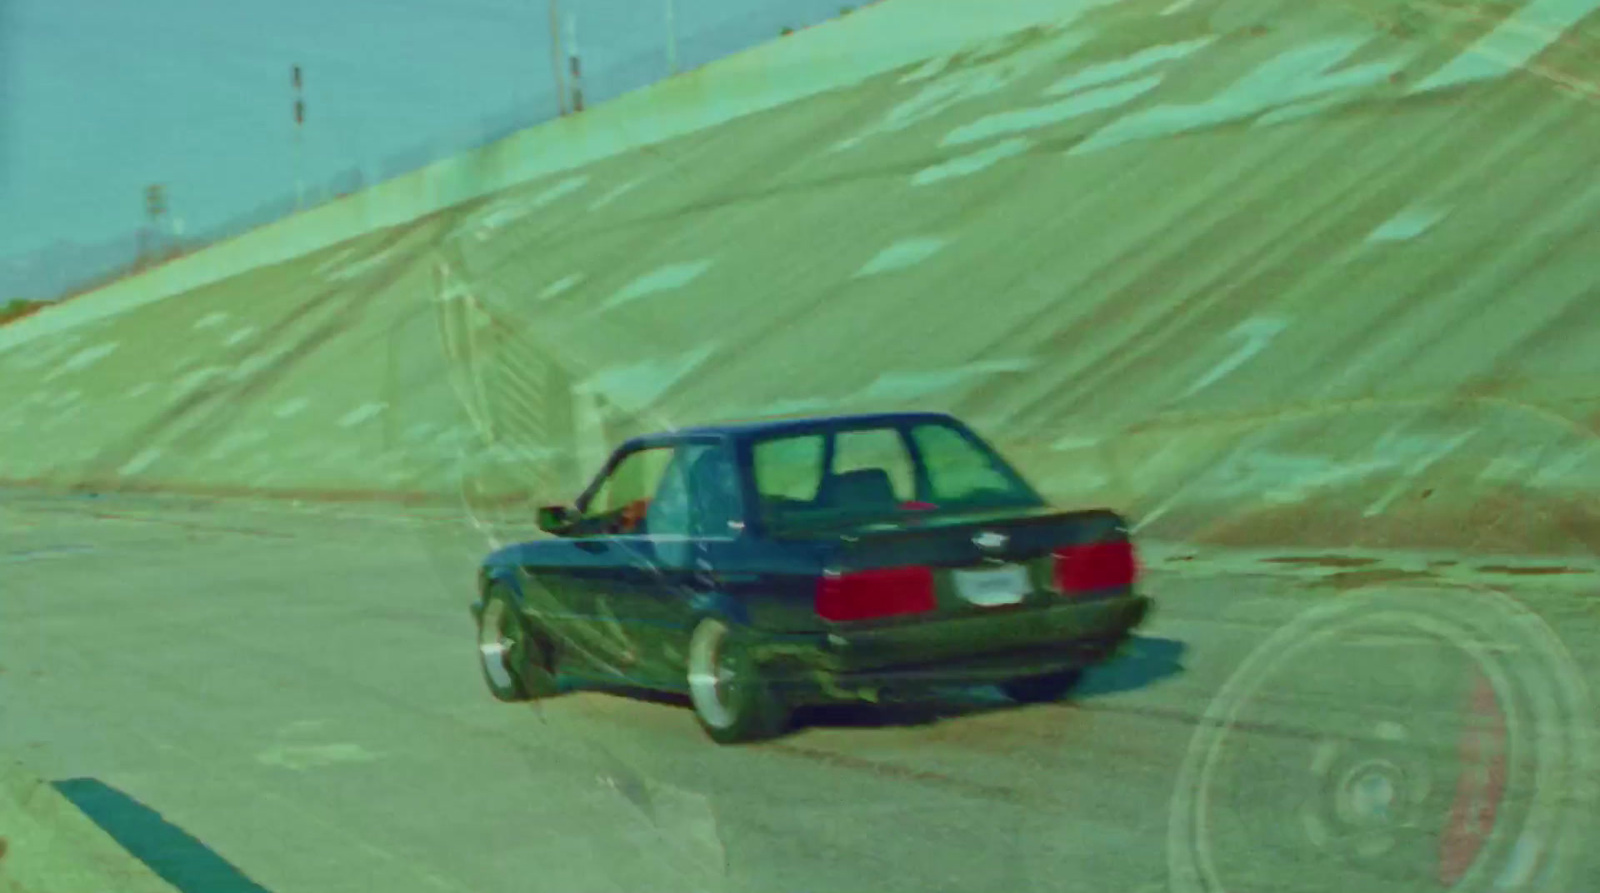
749, 421, 1045, 529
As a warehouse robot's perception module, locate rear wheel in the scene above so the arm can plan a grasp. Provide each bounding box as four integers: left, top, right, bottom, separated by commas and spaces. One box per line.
686, 617, 788, 744
1001, 668, 1085, 704
477, 587, 559, 702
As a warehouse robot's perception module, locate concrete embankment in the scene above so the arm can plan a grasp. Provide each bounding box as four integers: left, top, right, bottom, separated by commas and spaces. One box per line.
3, 0, 1599, 556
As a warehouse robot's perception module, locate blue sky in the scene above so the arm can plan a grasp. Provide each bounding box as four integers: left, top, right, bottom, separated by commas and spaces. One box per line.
0, 0, 843, 270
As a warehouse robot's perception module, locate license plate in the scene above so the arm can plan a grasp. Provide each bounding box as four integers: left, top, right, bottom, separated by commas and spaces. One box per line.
953, 565, 1030, 606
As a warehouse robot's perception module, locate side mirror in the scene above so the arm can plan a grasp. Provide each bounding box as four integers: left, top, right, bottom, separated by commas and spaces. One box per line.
536, 504, 573, 534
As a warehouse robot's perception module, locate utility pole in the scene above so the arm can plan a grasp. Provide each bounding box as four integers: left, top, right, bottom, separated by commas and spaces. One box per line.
665, 0, 679, 75
292, 64, 306, 210
548, 0, 569, 116
566, 12, 584, 112
141, 184, 167, 266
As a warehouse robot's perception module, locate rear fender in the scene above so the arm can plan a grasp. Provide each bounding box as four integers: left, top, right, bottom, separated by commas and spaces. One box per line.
688, 590, 752, 629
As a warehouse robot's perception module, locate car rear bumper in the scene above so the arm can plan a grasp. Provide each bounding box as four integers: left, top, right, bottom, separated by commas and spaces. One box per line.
754, 593, 1151, 704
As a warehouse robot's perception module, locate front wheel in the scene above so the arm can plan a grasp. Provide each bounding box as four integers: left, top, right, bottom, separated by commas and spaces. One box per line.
1001, 668, 1086, 704
477, 587, 559, 702
686, 617, 788, 744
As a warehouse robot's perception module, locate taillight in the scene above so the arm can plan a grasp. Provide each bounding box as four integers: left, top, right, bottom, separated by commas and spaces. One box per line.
815, 566, 937, 623
1053, 540, 1138, 594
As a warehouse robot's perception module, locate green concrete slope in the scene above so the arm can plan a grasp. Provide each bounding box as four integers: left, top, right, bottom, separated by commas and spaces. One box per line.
5, 0, 1600, 555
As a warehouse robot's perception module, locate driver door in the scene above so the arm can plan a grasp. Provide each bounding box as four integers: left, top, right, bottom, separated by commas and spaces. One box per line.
556, 445, 675, 677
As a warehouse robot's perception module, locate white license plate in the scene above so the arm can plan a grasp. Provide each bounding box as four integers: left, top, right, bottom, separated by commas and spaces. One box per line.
953, 565, 1030, 606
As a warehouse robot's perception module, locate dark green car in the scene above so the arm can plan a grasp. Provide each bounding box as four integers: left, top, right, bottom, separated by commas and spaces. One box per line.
472, 411, 1151, 744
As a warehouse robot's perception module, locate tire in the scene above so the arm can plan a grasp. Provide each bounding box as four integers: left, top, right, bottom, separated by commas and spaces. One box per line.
685, 616, 789, 745
477, 586, 559, 702
1001, 668, 1085, 704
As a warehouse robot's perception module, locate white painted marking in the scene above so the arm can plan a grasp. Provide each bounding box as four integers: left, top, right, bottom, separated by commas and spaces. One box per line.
874, 29, 1098, 135
539, 273, 585, 301
531, 174, 589, 207
600, 260, 714, 312
172, 366, 225, 394
900, 55, 953, 84
119, 448, 163, 476
256, 743, 380, 771
829, 136, 865, 154
590, 178, 643, 210
327, 245, 403, 282
1367, 207, 1448, 243
1161, 0, 1196, 13
128, 382, 155, 397
1071, 35, 1412, 156
1532, 441, 1598, 487
577, 344, 717, 414
1362, 430, 1476, 517
1052, 434, 1104, 451
193, 312, 229, 331
854, 237, 948, 277
313, 248, 357, 276
224, 326, 258, 346
853, 358, 1035, 402
1181, 317, 1288, 398
205, 429, 269, 461
274, 397, 311, 419
229, 353, 276, 382
1411, 0, 1600, 93
45, 342, 118, 380
338, 402, 388, 428
1253, 94, 1353, 127
945, 77, 1162, 148
912, 138, 1033, 186
1042, 38, 1215, 97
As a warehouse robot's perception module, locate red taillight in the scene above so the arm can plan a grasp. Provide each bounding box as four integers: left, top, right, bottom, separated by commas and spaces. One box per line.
815, 566, 937, 623
1053, 540, 1138, 594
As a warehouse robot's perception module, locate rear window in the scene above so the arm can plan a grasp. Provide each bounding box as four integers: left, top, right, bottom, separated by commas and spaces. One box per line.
749, 421, 1041, 527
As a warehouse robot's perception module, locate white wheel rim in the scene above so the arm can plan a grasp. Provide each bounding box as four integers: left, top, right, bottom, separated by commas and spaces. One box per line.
687, 619, 738, 730
478, 600, 517, 690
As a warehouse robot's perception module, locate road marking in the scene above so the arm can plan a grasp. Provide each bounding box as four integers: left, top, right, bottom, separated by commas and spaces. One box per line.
912, 137, 1033, 186
1411, 0, 1600, 93
945, 76, 1164, 146
192, 312, 229, 330
1180, 317, 1288, 399
338, 402, 388, 428
256, 742, 382, 771
224, 326, 258, 346
1367, 206, 1449, 243
274, 397, 311, 419
600, 260, 714, 312
854, 236, 948, 277
539, 272, 585, 301
118, 447, 164, 476
1042, 38, 1215, 98
43, 342, 118, 381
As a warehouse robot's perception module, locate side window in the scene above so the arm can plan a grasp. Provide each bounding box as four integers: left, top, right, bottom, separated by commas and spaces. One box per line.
752, 435, 826, 503
644, 443, 744, 538
585, 446, 674, 517
686, 447, 742, 537
831, 429, 915, 502
909, 423, 1012, 501
645, 447, 697, 537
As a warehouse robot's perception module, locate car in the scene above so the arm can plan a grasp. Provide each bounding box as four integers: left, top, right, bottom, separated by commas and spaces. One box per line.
470, 411, 1151, 744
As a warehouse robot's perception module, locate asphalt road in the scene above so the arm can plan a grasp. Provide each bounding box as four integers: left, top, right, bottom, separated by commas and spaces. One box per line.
3, 490, 1598, 893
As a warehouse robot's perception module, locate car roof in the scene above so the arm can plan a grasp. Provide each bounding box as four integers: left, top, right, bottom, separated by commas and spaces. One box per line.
617, 411, 962, 450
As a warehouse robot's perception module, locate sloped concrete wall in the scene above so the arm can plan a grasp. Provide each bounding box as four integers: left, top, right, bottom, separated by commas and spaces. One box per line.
4, 0, 1598, 556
